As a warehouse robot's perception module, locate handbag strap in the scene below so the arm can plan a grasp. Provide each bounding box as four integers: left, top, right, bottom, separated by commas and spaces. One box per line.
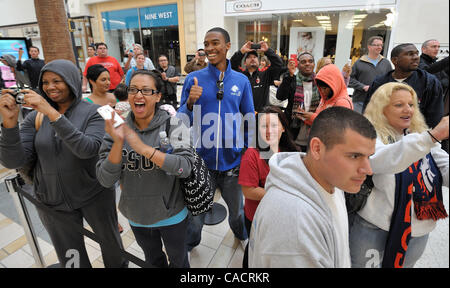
35, 112, 43, 131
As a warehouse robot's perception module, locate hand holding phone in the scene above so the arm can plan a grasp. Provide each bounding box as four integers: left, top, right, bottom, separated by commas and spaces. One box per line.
250, 43, 261, 50
97, 104, 124, 128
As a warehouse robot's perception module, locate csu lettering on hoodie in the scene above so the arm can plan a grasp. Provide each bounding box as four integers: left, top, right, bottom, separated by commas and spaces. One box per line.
121, 149, 157, 172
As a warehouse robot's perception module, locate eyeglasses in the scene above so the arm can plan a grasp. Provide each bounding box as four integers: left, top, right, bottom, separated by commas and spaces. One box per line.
128, 87, 159, 96
216, 80, 224, 100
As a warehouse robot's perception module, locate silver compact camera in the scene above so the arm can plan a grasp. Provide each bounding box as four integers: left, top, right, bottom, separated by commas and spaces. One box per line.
9, 88, 26, 104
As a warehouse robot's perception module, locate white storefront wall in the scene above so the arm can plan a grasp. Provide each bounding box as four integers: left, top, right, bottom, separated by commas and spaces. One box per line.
194, 0, 449, 67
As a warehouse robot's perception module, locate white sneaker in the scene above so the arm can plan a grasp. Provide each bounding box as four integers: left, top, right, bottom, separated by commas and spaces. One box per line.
240, 239, 248, 250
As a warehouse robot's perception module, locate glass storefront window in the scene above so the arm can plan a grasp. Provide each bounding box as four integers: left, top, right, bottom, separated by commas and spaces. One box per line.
101, 4, 181, 72
237, 9, 392, 68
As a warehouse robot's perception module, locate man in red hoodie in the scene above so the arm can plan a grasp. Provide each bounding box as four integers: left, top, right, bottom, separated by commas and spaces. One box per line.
298, 64, 353, 126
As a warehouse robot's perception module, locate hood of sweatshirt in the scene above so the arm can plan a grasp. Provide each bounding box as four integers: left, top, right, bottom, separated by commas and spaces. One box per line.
315, 64, 349, 102
0, 54, 16, 67
38, 59, 83, 110
265, 152, 332, 219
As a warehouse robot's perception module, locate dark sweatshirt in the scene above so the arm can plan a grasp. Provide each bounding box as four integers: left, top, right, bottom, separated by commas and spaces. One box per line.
0, 59, 111, 211
96, 110, 195, 225
349, 55, 393, 103
16, 58, 45, 89
230, 48, 282, 112
363, 69, 444, 128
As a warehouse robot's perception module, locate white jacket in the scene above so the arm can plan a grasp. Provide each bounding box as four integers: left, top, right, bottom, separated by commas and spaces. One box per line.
358, 131, 449, 237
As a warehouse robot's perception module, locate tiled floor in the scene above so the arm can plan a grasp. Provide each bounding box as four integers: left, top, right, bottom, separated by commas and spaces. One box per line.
0, 161, 448, 268
0, 188, 245, 268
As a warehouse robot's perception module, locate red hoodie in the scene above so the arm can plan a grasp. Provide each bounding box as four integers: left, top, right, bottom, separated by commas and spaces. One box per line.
305, 64, 353, 126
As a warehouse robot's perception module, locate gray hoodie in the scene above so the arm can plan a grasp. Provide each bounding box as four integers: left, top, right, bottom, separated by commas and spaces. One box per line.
249, 152, 345, 268
96, 109, 195, 225
0, 59, 110, 211
0, 54, 31, 87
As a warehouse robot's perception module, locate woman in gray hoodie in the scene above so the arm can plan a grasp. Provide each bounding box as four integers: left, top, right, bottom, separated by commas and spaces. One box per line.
0, 59, 127, 268
96, 70, 195, 268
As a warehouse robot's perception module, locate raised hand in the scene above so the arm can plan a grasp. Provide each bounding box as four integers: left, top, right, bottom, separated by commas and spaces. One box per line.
0, 89, 20, 127
259, 41, 269, 53
240, 41, 254, 54
287, 60, 297, 77
104, 111, 125, 143
187, 77, 202, 110
430, 115, 449, 142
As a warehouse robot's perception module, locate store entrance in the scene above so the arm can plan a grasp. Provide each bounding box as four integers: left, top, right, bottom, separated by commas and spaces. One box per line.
141, 26, 180, 73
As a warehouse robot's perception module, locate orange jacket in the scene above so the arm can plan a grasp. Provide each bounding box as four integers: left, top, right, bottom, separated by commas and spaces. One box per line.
305, 64, 353, 126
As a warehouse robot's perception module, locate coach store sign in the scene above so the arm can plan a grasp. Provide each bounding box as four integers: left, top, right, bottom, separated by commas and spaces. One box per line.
226, 0, 262, 13
225, 0, 396, 15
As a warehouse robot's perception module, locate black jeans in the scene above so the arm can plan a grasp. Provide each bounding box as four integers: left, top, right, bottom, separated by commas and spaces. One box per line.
242, 215, 252, 268
130, 217, 189, 268
185, 166, 248, 252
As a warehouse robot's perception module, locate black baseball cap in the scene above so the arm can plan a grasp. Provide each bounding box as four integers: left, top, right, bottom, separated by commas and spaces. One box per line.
244, 50, 258, 60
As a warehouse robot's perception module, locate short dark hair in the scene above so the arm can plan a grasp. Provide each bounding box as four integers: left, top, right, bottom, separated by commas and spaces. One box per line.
297, 51, 314, 62
390, 43, 415, 59
129, 70, 164, 93
307, 107, 377, 151
113, 83, 128, 101
158, 54, 168, 61
29, 46, 39, 52
206, 27, 231, 43
86, 64, 109, 91
95, 42, 108, 49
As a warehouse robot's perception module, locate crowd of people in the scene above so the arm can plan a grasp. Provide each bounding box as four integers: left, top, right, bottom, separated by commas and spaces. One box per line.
0, 26, 448, 268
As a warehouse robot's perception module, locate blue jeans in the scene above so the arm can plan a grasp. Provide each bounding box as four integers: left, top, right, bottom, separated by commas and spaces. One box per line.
353, 101, 364, 114
186, 166, 247, 251
349, 213, 429, 268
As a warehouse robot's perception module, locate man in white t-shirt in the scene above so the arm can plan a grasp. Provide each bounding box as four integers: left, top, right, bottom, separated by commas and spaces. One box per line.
249, 107, 377, 268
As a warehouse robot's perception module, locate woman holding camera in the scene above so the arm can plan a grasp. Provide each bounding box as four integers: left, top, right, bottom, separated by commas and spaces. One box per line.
349, 82, 449, 268
0, 59, 127, 268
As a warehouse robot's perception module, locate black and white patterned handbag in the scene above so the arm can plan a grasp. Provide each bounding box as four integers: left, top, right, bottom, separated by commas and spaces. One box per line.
164, 117, 214, 216
179, 148, 214, 215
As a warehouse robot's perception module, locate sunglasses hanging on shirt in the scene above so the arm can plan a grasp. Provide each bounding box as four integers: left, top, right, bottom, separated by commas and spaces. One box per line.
216, 72, 224, 100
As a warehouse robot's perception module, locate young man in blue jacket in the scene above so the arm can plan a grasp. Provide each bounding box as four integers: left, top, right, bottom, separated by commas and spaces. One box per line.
177, 27, 255, 251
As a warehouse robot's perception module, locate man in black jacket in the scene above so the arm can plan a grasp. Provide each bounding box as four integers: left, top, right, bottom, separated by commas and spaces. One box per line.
363, 43, 443, 128
230, 41, 282, 112
16, 46, 45, 90
419, 39, 448, 92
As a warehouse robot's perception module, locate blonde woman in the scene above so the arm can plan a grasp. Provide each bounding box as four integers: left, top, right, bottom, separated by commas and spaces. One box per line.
315, 56, 332, 74
349, 82, 449, 268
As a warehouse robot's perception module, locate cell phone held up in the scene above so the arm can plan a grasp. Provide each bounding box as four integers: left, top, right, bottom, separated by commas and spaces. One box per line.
97, 104, 124, 128
250, 43, 261, 50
